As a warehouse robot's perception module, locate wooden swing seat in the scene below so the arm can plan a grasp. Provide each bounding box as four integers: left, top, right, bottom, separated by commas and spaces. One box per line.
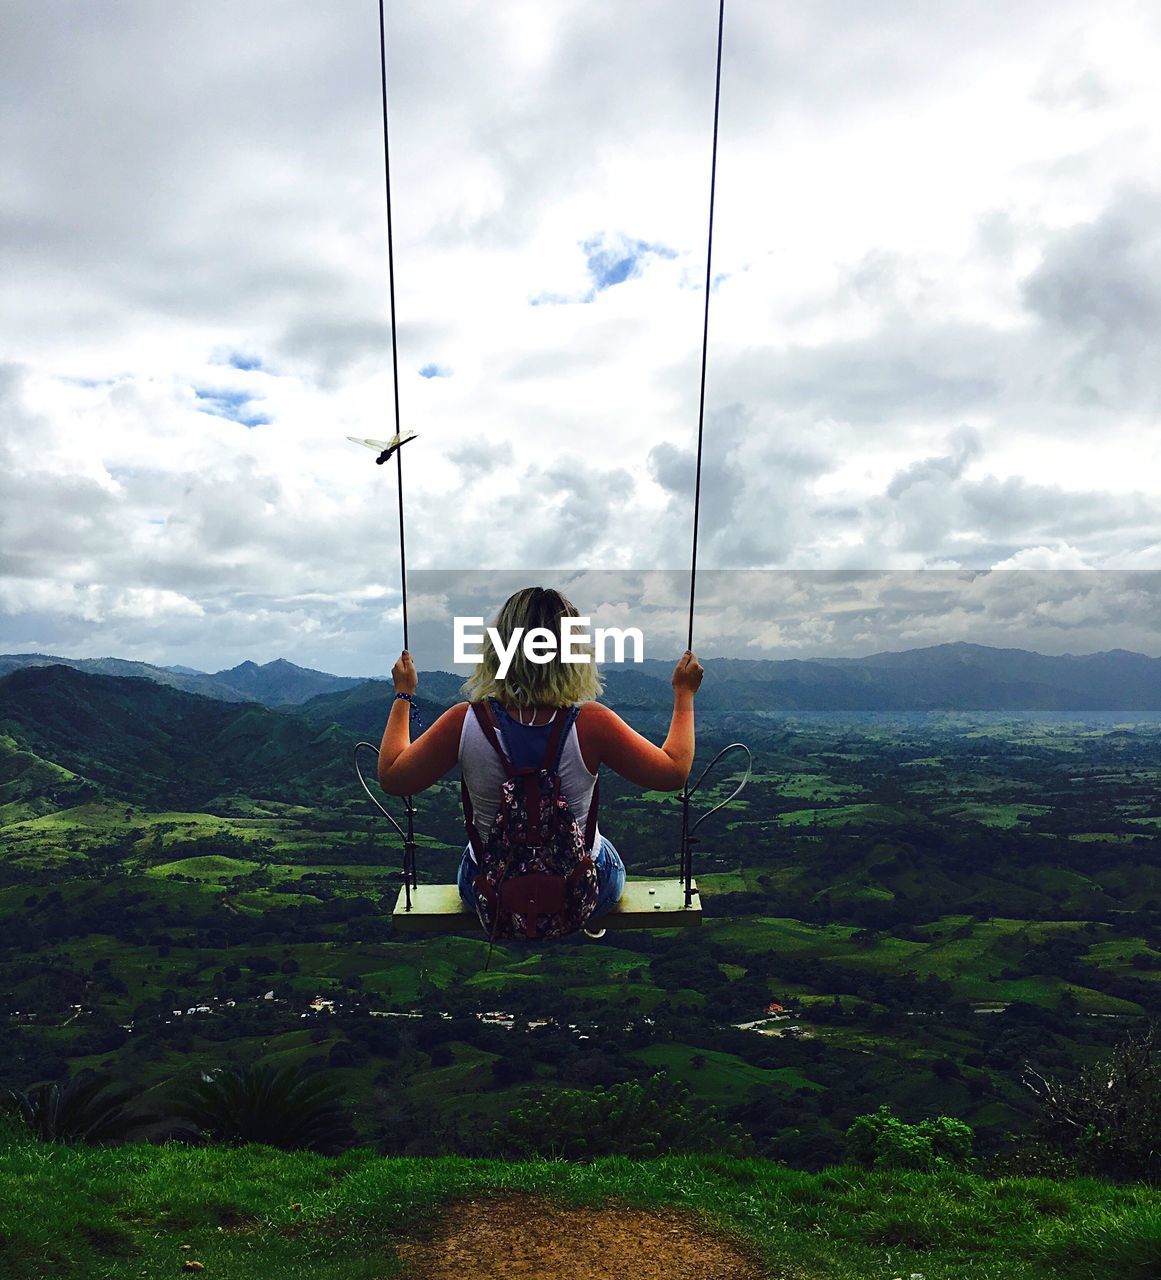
391, 877, 701, 934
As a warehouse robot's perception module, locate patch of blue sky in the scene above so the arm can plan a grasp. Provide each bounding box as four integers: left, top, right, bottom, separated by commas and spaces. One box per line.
532, 235, 677, 305
676, 265, 730, 292
419, 363, 453, 379
582, 234, 677, 292
194, 387, 270, 428
531, 289, 595, 307
227, 351, 263, 371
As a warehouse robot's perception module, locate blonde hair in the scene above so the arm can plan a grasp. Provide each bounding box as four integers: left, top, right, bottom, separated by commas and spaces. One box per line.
462, 586, 603, 708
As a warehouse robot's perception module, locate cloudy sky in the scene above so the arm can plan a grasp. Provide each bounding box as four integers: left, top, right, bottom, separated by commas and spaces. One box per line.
2, 0, 1160, 674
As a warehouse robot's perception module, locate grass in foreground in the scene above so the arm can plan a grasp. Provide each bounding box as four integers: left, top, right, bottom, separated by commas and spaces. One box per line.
2, 1135, 1158, 1279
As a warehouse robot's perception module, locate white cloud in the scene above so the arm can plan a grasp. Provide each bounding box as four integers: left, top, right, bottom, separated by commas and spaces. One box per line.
2, 1, 1160, 669
992, 545, 1094, 571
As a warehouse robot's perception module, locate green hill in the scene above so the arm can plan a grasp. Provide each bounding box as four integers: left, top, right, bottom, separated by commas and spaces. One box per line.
0, 665, 354, 808
0, 732, 98, 822
296, 672, 466, 737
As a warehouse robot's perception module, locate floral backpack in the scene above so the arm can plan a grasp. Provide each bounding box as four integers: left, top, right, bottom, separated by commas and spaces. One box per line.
461, 700, 600, 942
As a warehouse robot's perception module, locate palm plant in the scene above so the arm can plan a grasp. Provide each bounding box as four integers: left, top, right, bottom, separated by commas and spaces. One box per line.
2, 1068, 154, 1145
167, 1061, 356, 1153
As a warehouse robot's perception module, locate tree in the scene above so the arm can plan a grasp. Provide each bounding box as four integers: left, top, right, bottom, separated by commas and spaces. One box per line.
1023, 1023, 1161, 1182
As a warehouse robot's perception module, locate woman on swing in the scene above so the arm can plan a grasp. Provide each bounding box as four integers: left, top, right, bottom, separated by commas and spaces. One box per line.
377, 586, 703, 929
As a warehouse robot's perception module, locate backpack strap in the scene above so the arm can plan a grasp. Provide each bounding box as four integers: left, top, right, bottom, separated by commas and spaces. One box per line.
470, 700, 516, 777
540, 705, 579, 773
463, 701, 509, 860
545, 705, 598, 851
464, 700, 544, 857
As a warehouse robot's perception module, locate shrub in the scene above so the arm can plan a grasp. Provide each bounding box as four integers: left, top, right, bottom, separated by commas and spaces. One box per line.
845, 1104, 973, 1172
493, 1072, 752, 1160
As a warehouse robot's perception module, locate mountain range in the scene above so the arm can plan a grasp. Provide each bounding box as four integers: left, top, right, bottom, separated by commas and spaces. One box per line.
2, 641, 1158, 820
629, 643, 1161, 713
1, 642, 1160, 723
0, 654, 363, 706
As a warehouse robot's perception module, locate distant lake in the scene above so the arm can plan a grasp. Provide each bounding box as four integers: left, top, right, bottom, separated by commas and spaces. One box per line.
752, 709, 1161, 727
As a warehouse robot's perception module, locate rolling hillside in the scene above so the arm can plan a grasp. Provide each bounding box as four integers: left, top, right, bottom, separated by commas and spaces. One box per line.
0, 666, 352, 808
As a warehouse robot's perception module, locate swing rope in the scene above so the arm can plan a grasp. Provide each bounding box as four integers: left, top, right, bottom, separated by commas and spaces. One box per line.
681, 0, 726, 907
377, 0, 416, 906
377, 0, 409, 653
686, 0, 725, 655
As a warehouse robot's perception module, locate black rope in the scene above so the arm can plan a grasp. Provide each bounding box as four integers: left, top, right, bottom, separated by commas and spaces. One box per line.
683, 0, 726, 907
377, 0, 409, 651
376, 0, 415, 909
686, 0, 725, 656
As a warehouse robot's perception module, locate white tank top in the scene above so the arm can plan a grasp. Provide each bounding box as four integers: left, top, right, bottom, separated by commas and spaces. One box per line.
459, 703, 601, 854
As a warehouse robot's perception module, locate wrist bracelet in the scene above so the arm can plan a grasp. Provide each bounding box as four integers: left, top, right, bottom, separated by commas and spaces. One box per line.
394, 690, 421, 725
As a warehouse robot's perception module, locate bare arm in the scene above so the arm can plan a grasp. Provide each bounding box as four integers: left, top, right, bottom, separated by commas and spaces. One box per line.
580, 651, 703, 790
376, 651, 467, 795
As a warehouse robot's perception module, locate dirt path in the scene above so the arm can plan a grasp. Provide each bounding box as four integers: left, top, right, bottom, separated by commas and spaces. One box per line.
395, 1193, 764, 1280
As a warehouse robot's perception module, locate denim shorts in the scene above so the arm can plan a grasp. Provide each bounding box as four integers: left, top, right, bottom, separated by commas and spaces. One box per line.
458, 835, 626, 920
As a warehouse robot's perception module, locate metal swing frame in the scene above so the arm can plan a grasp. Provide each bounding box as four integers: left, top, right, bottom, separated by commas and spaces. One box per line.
355, 737, 751, 936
